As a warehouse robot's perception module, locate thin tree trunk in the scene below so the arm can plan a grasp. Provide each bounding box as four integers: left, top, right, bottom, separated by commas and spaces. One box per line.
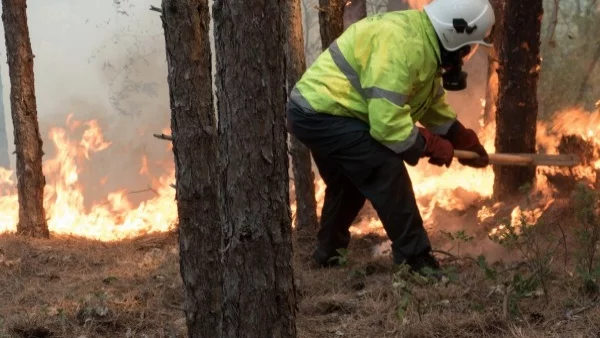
319, 0, 346, 49
0, 72, 9, 168
576, 42, 600, 104
343, 0, 366, 29
288, 0, 319, 232
483, 49, 498, 125
493, 0, 543, 199
387, 0, 410, 11
483, 0, 504, 125
213, 0, 296, 336
162, 0, 297, 337
2, 0, 48, 238
161, 0, 222, 336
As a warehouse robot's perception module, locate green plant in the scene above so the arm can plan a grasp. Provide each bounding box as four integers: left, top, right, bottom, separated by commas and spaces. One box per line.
481, 186, 565, 316
390, 263, 436, 321
489, 188, 562, 305
441, 229, 474, 258
331, 248, 350, 267
572, 183, 600, 294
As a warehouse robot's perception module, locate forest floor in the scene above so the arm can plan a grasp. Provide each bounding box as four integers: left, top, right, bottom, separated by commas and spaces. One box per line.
1, 188, 600, 337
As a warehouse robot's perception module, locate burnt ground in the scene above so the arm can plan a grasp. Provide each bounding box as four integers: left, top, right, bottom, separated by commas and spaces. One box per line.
0, 195, 599, 338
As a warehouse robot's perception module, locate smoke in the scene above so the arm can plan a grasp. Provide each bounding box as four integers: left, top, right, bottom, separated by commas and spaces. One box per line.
0, 0, 172, 208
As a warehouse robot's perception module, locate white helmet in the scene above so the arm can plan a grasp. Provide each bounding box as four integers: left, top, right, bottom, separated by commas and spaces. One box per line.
423, 0, 495, 52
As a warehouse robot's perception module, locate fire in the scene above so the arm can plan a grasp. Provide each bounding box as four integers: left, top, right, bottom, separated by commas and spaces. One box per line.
0, 114, 177, 241
298, 103, 600, 237
2, 103, 599, 242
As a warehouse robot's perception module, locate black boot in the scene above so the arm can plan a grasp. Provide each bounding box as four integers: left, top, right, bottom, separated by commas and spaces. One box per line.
395, 251, 443, 278
406, 251, 441, 274
312, 246, 343, 268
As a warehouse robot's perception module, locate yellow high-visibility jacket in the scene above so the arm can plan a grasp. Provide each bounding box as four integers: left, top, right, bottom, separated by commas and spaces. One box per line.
290, 10, 457, 154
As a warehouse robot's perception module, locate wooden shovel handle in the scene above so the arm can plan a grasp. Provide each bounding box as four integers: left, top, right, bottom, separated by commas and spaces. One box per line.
454, 150, 533, 166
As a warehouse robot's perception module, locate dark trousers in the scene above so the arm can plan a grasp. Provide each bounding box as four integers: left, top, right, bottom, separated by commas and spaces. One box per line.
286, 100, 431, 262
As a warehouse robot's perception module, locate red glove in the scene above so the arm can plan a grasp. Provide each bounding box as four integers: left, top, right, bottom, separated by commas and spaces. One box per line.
418, 127, 454, 167
445, 121, 489, 168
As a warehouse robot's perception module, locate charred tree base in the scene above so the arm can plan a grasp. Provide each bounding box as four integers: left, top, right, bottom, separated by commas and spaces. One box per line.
2, 0, 49, 238
492, 0, 543, 200
493, 167, 536, 200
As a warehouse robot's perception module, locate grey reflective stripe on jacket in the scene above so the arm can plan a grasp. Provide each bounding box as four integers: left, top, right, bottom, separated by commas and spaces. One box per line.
329, 42, 407, 106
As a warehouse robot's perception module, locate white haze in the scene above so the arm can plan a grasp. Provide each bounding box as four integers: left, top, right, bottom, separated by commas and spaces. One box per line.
0, 1, 172, 207
0, 0, 487, 208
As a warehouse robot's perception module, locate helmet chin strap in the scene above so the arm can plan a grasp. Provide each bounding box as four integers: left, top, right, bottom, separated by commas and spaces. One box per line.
439, 40, 471, 91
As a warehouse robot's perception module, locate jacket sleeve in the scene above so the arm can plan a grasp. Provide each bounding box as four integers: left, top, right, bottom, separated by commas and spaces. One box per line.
359, 46, 419, 154
419, 77, 457, 135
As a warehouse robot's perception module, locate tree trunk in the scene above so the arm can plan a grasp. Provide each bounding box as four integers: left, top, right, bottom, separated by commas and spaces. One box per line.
0, 71, 9, 169
387, 0, 409, 11
2, 0, 48, 238
288, 0, 319, 232
483, 48, 499, 125
213, 0, 297, 336
162, 0, 297, 337
387, 0, 410, 12
343, 0, 366, 29
319, 0, 346, 49
161, 0, 223, 336
493, 0, 543, 199
483, 0, 504, 125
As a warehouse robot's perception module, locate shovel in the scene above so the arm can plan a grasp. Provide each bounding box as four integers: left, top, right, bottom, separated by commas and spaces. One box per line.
454, 150, 582, 167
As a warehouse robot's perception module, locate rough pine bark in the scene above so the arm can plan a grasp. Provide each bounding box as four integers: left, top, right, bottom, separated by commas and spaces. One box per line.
161, 1, 224, 336
164, 0, 299, 337
212, 0, 296, 335
319, 0, 346, 49
288, 0, 318, 232
493, 0, 543, 199
2, 0, 48, 238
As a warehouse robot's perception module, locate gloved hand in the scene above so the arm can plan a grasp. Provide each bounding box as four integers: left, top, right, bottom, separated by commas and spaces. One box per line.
444, 121, 489, 168
418, 127, 454, 167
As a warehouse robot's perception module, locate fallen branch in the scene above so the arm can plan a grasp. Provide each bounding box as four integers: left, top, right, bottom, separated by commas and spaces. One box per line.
150, 5, 162, 13
565, 296, 600, 320
153, 133, 173, 141
432, 249, 478, 264
502, 285, 513, 319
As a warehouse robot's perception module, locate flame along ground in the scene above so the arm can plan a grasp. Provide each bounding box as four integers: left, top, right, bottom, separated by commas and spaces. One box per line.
1, 106, 599, 242
294, 104, 600, 237
0, 114, 177, 241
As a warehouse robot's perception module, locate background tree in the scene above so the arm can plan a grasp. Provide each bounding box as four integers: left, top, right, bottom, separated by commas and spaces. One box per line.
161, 0, 297, 337
0, 71, 9, 168
1, 0, 48, 238
289, 0, 319, 232
538, 0, 600, 116
386, 0, 409, 11
482, 0, 504, 125
493, 0, 543, 199
344, 0, 367, 29
319, 0, 346, 49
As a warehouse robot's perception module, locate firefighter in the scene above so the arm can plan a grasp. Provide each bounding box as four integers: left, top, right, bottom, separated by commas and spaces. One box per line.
286, 0, 495, 275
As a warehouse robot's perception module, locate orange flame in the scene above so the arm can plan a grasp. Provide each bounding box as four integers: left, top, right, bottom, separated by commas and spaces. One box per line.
1, 104, 599, 242
0, 115, 177, 241
305, 103, 600, 235
405, 0, 431, 10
